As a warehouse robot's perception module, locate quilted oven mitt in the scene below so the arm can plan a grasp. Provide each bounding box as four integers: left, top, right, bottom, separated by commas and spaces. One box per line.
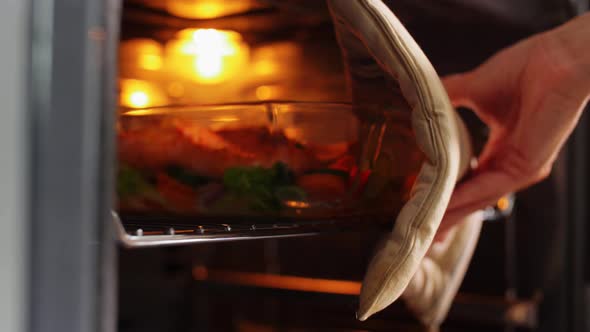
327, 0, 482, 324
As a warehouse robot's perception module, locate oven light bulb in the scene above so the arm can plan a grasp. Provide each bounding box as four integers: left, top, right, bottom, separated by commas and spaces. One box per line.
119, 79, 168, 109
194, 54, 223, 78
165, 29, 249, 84
129, 91, 149, 108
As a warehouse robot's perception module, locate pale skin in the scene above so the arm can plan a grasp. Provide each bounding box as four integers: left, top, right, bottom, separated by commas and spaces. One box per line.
436, 13, 590, 240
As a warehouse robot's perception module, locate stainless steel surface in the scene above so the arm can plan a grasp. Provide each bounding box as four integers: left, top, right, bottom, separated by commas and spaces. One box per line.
0, 1, 30, 332
114, 211, 321, 248
102, 0, 122, 331
28, 0, 117, 331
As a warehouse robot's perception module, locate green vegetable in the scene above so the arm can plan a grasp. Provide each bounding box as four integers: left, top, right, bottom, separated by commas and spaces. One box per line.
223, 165, 277, 211
221, 162, 305, 212
223, 162, 295, 193
117, 165, 153, 198
165, 165, 210, 188
224, 166, 272, 193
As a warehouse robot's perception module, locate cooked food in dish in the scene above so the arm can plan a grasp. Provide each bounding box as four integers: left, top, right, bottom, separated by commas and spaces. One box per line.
116, 103, 422, 219
119, 121, 359, 215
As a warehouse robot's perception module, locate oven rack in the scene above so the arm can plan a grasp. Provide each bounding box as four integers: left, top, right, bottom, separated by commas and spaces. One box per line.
113, 212, 390, 248
113, 194, 514, 248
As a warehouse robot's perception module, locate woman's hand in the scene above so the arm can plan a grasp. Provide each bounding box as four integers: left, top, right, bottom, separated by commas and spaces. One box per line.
437, 13, 590, 239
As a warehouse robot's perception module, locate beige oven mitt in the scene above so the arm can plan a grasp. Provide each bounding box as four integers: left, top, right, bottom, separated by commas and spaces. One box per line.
402, 210, 484, 327
327, 0, 479, 322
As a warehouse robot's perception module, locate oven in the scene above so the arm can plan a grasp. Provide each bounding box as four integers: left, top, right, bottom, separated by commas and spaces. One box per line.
1, 0, 588, 332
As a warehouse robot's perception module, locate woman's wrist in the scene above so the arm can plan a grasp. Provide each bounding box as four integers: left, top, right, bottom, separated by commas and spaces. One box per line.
551, 13, 590, 106
557, 13, 590, 102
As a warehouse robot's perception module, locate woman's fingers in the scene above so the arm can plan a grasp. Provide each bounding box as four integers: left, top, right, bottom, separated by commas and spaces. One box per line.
436, 165, 520, 241
442, 73, 498, 127
442, 74, 475, 109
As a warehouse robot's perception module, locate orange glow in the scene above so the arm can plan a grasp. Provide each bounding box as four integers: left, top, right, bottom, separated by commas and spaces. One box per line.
497, 196, 510, 211
165, 29, 249, 84
119, 79, 168, 109
255, 85, 272, 100
166, 0, 255, 19
167, 82, 185, 98
123, 109, 158, 116
129, 91, 149, 108
139, 54, 162, 71
193, 268, 361, 295
212, 116, 240, 123
283, 200, 310, 208
251, 42, 301, 80
119, 39, 163, 71
254, 60, 278, 76
193, 265, 208, 280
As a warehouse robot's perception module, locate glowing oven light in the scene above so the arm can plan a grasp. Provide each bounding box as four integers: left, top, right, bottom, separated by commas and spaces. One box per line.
128, 91, 149, 108
119, 39, 163, 72
196, 54, 223, 78
165, 29, 249, 84
120, 79, 168, 109
139, 54, 163, 71
183, 29, 235, 79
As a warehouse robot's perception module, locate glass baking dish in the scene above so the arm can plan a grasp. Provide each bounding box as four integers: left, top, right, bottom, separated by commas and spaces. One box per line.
116, 102, 423, 224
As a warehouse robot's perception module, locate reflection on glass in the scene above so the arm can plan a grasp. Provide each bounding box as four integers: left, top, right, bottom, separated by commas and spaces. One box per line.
119, 39, 163, 73
251, 42, 301, 80
166, 0, 256, 19
165, 29, 249, 84
167, 82, 185, 98
255, 85, 273, 100
119, 79, 168, 109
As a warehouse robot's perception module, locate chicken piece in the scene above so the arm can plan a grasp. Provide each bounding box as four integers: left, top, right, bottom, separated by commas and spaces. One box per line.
118, 120, 254, 177
118, 120, 320, 177
215, 127, 319, 173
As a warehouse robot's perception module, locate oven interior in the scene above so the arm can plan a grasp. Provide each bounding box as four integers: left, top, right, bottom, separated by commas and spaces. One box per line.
114, 0, 430, 247
112, 1, 586, 331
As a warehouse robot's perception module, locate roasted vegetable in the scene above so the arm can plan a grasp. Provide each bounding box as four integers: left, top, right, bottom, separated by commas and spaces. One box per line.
117, 165, 153, 198
117, 165, 166, 210
156, 173, 198, 212
297, 173, 347, 200
222, 162, 306, 211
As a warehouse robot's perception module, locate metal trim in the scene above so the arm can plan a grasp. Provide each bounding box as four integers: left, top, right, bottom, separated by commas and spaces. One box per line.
113, 194, 513, 248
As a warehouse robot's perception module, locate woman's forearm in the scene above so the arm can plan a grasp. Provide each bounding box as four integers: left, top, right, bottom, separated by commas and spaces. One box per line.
547, 12, 590, 106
